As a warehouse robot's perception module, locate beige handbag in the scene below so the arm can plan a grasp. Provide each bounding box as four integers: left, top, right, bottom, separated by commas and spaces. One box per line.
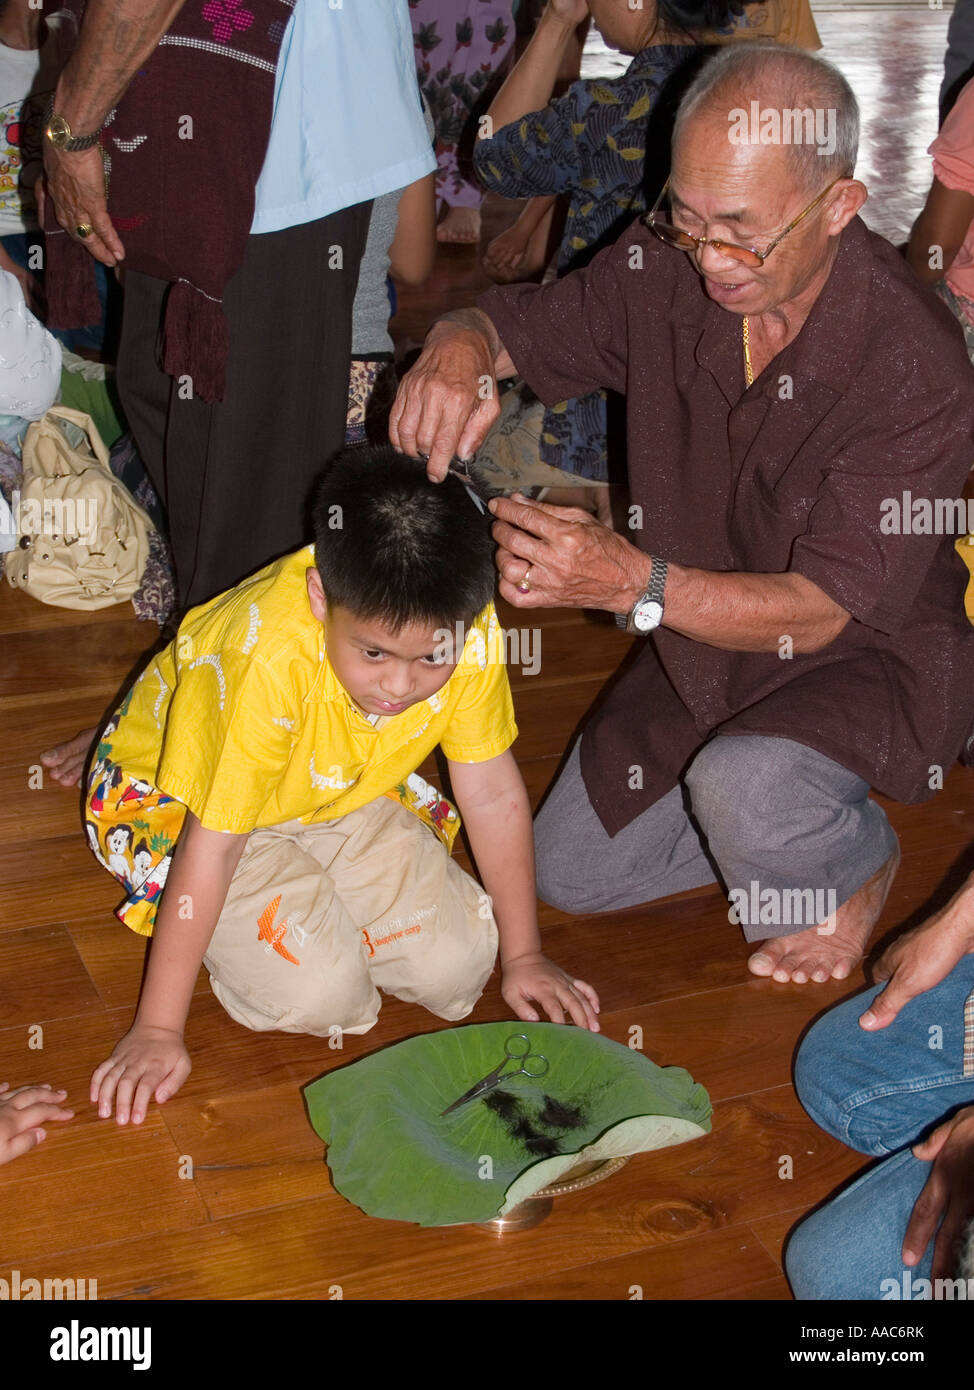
3, 405, 154, 610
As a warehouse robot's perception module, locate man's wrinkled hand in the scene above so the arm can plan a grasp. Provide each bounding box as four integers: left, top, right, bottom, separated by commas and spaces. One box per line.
40, 145, 124, 267
489, 492, 648, 610
389, 322, 500, 481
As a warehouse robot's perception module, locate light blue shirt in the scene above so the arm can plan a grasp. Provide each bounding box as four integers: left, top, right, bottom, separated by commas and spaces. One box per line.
252, 0, 435, 235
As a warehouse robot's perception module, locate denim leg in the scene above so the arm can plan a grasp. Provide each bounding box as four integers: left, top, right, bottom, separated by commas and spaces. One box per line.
784, 1147, 934, 1300
794, 960, 974, 1155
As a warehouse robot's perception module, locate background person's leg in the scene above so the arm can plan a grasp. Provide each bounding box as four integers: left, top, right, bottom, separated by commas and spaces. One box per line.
534, 739, 718, 914
793, 962, 974, 1155
162, 201, 371, 609
114, 269, 171, 512
784, 1147, 934, 1300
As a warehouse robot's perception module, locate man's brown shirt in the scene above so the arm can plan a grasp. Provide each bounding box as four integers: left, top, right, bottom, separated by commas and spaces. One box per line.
481, 216, 974, 835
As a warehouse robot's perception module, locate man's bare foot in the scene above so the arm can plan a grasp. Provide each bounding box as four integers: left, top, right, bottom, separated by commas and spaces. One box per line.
436, 206, 481, 244
40, 727, 97, 788
747, 846, 901, 983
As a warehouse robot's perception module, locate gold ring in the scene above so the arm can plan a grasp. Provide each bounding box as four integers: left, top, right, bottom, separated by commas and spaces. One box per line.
516, 567, 532, 594
75, 223, 93, 239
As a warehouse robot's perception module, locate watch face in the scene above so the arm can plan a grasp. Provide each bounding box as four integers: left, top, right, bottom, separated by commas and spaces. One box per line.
46, 115, 70, 147
633, 599, 663, 632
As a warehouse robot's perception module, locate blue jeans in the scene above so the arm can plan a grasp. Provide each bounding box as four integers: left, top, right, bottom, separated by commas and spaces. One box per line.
785, 959, 974, 1298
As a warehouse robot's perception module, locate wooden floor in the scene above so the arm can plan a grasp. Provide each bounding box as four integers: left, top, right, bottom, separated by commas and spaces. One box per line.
1, 8, 969, 1302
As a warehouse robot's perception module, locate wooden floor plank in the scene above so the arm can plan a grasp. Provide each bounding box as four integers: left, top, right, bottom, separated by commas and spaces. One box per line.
466, 1226, 782, 1301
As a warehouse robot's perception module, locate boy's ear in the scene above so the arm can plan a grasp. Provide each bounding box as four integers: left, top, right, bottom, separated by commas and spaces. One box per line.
306, 566, 327, 622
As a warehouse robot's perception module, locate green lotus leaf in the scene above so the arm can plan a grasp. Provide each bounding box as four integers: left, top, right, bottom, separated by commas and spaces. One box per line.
304, 1022, 711, 1227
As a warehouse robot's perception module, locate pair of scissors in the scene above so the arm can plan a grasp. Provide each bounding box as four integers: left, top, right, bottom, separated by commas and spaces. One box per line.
440, 1034, 549, 1116
446, 457, 490, 515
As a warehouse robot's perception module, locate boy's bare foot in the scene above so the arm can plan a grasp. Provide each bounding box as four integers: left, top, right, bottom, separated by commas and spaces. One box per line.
40, 726, 97, 788
437, 206, 481, 244
747, 846, 900, 984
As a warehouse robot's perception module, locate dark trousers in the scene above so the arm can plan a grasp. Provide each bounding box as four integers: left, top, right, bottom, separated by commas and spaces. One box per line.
116, 202, 371, 611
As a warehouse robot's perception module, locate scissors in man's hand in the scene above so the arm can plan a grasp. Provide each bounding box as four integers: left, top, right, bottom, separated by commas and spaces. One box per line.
440, 1034, 549, 1116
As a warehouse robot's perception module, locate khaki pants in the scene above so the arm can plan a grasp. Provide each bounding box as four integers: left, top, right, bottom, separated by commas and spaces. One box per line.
204, 798, 497, 1035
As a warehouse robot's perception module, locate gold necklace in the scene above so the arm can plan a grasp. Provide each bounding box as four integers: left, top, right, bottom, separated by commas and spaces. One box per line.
742, 315, 753, 387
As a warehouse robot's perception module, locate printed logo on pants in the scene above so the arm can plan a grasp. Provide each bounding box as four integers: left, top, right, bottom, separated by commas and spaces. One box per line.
257, 894, 302, 964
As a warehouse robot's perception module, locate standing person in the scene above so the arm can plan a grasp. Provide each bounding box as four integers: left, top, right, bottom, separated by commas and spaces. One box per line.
411, 0, 517, 244
0, 0, 112, 351
41, 0, 434, 612
39, 0, 435, 791
907, 73, 974, 365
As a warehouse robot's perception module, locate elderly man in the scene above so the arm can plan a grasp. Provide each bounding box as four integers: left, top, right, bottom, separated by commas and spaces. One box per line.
390, 42, 974, 984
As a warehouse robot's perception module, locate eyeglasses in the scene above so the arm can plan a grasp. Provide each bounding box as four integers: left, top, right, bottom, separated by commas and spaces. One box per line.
644, 176, 844, 267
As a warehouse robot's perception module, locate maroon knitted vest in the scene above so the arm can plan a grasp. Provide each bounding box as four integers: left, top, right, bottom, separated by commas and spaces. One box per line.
45, 0, 292, 402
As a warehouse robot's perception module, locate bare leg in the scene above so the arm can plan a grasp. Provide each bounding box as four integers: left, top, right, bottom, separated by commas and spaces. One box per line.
40, 727, 97, 788
747, 846, 901, 984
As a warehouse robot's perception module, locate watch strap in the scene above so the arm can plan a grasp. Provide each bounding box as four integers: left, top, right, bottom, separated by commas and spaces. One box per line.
45, 98, 102, 151
615, 556, 667, 631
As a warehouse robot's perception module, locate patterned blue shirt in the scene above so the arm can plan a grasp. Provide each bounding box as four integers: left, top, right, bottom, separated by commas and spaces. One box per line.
474, 44, 705, 479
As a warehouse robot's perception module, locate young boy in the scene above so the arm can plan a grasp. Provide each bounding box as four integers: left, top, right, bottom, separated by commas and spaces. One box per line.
86, 447, 600, 1125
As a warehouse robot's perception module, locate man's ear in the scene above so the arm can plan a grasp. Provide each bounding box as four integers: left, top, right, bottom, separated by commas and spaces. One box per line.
827, 179, 868, 236
306, 566, 327, 622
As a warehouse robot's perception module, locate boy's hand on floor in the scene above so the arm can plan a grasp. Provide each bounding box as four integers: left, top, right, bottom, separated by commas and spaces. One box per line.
501, 952, 600, 1031
90, 1025, 191, 1125
0, 1082, 74, 1164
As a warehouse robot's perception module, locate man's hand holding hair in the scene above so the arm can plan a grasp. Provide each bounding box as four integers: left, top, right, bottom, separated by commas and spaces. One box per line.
389, 310, 514, 480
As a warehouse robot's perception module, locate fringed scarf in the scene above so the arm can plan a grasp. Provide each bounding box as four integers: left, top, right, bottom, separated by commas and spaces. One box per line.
44, 0, 293, 402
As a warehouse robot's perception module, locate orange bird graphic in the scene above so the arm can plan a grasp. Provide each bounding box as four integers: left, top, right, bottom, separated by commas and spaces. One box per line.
257, 895, 300, 964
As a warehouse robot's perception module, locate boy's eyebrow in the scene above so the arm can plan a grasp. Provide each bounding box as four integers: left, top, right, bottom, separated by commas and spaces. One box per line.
350, 632, 445, 658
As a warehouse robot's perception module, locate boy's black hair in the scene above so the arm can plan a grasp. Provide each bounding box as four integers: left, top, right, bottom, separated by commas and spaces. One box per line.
311, 445, 496, 630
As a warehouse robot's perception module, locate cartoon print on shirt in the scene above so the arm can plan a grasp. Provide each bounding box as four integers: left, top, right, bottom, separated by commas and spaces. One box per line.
131, 838, 154, 889
402, 771, 458, 834
105, 823, 134, 885
84, 819, 108, 868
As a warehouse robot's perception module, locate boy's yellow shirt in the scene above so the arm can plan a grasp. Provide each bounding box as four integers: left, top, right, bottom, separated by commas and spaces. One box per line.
109, 547, 518, 837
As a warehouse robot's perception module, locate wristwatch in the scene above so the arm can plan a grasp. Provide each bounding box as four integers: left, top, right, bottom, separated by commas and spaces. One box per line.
615, 556, 668, 635
45, 99, 103, 151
